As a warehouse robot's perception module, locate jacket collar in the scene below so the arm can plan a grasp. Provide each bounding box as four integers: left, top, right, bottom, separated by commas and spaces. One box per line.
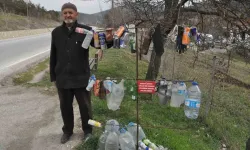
61, 20, 78, 36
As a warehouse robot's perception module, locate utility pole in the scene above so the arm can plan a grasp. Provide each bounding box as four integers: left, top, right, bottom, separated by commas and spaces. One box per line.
26, 0, 29, 18
112, 0, 114, 28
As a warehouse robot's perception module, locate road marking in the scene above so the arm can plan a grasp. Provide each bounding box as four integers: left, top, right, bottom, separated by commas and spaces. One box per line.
0, 50, 50, 71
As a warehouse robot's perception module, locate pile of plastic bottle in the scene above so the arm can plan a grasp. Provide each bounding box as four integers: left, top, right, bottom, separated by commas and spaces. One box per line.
156, 78, 202, 119
97, 120, 168, 150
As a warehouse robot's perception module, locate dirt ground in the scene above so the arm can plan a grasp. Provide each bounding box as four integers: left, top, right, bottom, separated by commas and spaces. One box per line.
0, 84, 84, 150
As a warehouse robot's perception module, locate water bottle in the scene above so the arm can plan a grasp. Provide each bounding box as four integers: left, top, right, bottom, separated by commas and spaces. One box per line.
176, 82, 187, 106
184, 82, 201, 119
105, 119, 120, 134
103, 77, 113, 95
105, 131, 119, 150
94, 31, 100, 48
138, 141, 153, 150
127, 122, 146, 144
82, 29, 93, 49
119, 128, 136, 150
86, 75, 96, 91
107, 79, 125, 111
170, 82, 179, 107
98, 131, 109, 150
99, 33, 106, 50
157, 79, 168, 105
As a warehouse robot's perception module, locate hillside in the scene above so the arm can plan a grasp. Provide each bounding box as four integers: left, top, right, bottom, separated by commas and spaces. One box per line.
78, 9, 110, 26
0, 13, 60, 31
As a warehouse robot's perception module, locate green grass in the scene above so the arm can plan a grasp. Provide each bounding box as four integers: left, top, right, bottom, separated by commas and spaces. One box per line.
161, 49, 250, 150
12, 58, 49, 85
23, 48, 249, 150
74, 48, 220, 150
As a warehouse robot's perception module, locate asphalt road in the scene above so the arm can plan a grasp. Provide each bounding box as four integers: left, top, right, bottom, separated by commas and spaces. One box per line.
0, 33, 51, 71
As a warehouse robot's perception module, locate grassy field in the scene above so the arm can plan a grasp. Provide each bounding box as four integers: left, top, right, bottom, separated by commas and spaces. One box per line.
15, 47, 250, 150
161, 48, 250, 150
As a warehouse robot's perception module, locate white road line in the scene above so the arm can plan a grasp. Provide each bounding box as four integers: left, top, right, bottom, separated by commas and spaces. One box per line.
0, 50, 50, 71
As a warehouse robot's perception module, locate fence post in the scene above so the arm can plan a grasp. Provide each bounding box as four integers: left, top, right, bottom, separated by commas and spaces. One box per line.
94, 53, 98, 70
205, 56, 216, 117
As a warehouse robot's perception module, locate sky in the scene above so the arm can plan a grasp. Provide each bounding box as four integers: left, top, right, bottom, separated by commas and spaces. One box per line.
29, 0, 111, 14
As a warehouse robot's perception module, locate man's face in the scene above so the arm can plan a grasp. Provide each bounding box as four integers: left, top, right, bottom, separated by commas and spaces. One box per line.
62, 8, 78, 24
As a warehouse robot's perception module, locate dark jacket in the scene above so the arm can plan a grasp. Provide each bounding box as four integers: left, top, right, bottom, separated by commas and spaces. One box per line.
50, 20, 95, 89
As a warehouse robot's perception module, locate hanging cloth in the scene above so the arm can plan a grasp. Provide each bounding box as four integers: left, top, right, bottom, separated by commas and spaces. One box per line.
168, 25, 178, 42
182, 27, 191, 45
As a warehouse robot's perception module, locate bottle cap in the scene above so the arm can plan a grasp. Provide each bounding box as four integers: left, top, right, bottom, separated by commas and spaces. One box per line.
120, 128, 126, 133
192, 81, 198, 85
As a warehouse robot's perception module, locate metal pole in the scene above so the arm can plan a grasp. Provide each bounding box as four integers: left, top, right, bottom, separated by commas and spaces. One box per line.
135, 26, 139, 150
26, 0, 29, 18
112, 0, 114, 28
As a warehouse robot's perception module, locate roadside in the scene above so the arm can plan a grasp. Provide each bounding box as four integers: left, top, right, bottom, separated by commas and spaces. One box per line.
0, 48, 99, 150
0, 59, 84, 150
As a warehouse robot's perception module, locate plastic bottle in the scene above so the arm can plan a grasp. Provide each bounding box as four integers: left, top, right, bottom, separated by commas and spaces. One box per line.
99, 33, 106, 50
176, 82, 187, 106
94, 31, 100, 48
142, 139, 158, 150
82, 29, 93, 49
138, 141, 153, 150
98, 131, 109, 150
103, 77, 113, 95
184, 82, 201, 119
105, 131, 119, 150
107, 79, 125, 111
105, 119, 120, 134
170, 82, 179, 107
88, 119, 102, 127
115, 25, 125, 38
119, 128, 136, 150
86, 75, 96, 91
127, 122, 146, 144
157, 79, 168, 105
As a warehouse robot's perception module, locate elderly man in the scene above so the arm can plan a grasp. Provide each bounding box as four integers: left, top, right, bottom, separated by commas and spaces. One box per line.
50, 2, 112, 144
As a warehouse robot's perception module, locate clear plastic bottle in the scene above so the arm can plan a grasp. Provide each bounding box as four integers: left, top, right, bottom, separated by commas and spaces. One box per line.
103, 77, 113, 95
105, 131, 119, 150
86, 75, 96, 91
184, 82, 201, 119
82, 29, 93, 49
127, 122, 146, 144
107, 79, 125, 111
105, 119, 120, 134
119, 128, 136, 150
98, 131, 109, 150
170, 82, 179, 107
176, 82, 187, 106
138, 141, 153, 150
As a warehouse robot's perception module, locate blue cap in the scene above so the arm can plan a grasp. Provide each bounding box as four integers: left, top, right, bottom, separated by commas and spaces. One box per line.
192, 81, 198, 85
120, 128, 126, 133
180, 82, 184, 86
128, 122, 135, 127
90, 75, 96, 80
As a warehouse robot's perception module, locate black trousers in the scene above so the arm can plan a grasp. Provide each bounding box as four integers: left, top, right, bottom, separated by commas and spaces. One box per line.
57, 88, 92, 135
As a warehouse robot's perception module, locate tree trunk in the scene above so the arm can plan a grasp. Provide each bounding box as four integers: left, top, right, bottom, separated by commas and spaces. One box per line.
146, 24, 164, 80
146, 48, 162, 80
